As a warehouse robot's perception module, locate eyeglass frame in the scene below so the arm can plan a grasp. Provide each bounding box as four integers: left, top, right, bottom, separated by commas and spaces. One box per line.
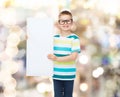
58, 19, 73, 25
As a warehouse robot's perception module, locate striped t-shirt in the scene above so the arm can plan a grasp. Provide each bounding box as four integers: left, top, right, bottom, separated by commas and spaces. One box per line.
53, 33, 80, 80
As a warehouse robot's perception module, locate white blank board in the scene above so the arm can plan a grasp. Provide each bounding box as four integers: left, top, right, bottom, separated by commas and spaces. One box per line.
26, 17, 54, 76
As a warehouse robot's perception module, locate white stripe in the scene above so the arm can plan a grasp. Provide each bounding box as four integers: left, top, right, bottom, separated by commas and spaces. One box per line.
73, 39, 80, 42
54, 51, 71, 54
54, 65, 76, 68
54, 37, 73, 40
53, 78, 75, 80
73, 46, 80, 49
54, 72, 76, 75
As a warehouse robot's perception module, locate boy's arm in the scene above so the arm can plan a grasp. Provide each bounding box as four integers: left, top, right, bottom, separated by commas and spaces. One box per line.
47, 52, 78, 62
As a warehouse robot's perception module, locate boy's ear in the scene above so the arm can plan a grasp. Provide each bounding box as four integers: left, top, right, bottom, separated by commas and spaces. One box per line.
54, 21, 61, 33
54, 21, 61, 29
71, 22, 77, 32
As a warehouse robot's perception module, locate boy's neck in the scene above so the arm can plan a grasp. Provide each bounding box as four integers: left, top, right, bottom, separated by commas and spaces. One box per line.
60, 31, 72, 37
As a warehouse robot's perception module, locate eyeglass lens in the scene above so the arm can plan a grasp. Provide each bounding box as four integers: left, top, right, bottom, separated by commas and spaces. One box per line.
58, 19, 73, 25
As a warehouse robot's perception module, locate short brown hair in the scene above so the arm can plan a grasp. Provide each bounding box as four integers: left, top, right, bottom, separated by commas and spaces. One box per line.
59, 10, 72, 18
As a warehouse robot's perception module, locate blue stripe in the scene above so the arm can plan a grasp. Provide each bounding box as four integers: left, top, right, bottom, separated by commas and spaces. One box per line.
54, 47, 71, 51
54, 54, 69, 57
72, 49, 81, 53
54, 68, 76, 72
67, 35, 79, 39
54, 35, 60, 37
53, 75, 75, 79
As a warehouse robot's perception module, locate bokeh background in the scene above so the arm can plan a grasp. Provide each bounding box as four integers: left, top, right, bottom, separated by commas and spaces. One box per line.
0, 0, 120, 97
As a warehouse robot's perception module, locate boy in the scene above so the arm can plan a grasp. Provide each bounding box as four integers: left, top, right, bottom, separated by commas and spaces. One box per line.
47, 10, 81, 97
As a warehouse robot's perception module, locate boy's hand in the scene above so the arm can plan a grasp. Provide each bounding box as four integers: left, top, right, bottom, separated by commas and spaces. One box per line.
47, 54, 57, 61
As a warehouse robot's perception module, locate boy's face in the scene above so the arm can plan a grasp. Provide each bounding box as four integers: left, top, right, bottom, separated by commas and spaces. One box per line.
58, 14, 73, 31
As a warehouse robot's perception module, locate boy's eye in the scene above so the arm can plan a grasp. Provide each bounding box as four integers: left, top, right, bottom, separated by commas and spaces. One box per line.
58, 19, 73, 25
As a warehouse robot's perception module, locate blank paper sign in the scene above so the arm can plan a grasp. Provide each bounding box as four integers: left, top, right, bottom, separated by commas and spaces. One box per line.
26, 17, 54, 76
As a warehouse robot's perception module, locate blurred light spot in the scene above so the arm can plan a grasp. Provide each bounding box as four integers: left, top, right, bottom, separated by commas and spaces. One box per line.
102, 56, 110, 66
79, 83, 88, 92
36, 82, 51, 93
97, 0, 120, 15
78, 53, 89, 65
1, 60, 19, 74
4, 0, 14, 8
7, 33, 20, 47
4, 89, 16, 97
3, 78, 16, 90
5, 47, 18, 57
86, 44, 97, 55
0, 8, 17, 26
0, 0, 5, 7
0, 41, 5, 52
92, 67, 104, 78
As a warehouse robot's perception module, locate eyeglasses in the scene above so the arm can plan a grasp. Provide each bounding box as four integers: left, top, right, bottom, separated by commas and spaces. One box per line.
58, 19, 73, 25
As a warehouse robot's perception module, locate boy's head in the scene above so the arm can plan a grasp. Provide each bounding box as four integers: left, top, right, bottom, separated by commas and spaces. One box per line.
58, 10, 73, 26
56, 10, 76, 32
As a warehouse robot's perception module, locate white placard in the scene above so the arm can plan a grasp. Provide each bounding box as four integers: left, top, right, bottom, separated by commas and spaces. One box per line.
26, 17, 54, 76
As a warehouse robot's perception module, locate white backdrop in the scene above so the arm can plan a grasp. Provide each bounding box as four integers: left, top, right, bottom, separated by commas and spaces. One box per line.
26, 17, 54, 76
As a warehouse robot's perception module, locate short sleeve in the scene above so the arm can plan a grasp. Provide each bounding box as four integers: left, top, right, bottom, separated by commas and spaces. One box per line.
71, 38, 81, 53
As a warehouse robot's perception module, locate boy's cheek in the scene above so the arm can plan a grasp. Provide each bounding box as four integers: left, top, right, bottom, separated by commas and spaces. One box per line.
71, 22, 77, 31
